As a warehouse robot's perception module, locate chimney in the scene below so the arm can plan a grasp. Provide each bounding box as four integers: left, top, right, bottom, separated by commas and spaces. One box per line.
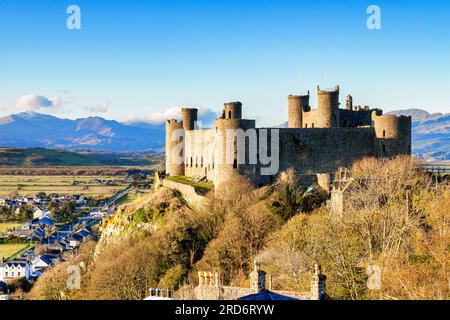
311, 263, 327, 300
249, 260, 266, 293
268, 273, 273, 291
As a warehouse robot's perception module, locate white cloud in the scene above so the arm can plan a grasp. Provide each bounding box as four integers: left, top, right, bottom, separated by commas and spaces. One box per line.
121, 107, 218, 126
2, 94, 75, 114
83, 100, 111, 114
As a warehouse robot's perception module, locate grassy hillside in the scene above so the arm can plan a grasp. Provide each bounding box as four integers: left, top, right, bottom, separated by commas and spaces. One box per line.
0, 148, 153, 167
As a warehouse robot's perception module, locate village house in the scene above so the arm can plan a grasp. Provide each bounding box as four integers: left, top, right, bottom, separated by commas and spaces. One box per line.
31, 254, 60, 275
0, 260, 32, 282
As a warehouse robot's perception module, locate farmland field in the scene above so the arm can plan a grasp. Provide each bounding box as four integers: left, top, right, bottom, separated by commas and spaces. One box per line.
0, 243, 29, 260
0, 222, 22, 234
0, 175, 129, 198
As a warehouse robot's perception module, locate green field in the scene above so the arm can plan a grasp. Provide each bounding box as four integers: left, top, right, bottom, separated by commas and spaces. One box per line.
0, 222, 22, 234
0, 243, 29, 260
0, 148, 153, 167
0, 175, 128, 197
165, 176, 214, 193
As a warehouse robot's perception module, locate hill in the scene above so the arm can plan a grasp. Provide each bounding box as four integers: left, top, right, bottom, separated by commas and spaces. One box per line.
0, 148, 154, 167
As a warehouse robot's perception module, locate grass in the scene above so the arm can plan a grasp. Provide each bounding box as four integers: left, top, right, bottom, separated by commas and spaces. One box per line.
6, 243, 37, 261
0, 175, 128, 197
165, 176, 214, 193
0, 243, 29, 260
115, 191, 150, 206
0, 222, 22, 234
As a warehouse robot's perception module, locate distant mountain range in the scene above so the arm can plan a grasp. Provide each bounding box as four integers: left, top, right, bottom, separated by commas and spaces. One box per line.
0, 112, 164, 152
0, 109, 448, 161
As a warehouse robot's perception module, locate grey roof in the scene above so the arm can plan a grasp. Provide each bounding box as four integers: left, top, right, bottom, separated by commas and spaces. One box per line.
239, 290, 299, 301
1, 260, 30, 268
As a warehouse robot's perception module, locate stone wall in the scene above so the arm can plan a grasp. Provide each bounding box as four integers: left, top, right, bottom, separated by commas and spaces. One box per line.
185, 128, 216, 181
277, 127, 376, 175
161, 179, 209, 208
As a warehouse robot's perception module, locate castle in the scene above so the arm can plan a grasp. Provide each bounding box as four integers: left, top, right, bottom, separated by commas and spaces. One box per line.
165, 85, 412, 190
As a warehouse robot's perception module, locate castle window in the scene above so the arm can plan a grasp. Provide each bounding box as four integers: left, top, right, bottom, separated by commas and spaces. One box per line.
305, 123, 308, 128
196, 157, 198, 168
233, 159, 237, 169
382, 145, 386, 153
383, 130, 386, 138
228, 111, 232, 119
408, 145, 411, 153
312, 123, 315, 128
190, 157, 193, 167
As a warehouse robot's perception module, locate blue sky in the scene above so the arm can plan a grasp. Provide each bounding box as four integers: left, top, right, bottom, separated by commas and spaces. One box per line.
0, 0, 449, 126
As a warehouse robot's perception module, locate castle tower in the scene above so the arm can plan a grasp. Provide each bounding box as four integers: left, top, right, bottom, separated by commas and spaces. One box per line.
288, 92, 310, 128
346, 95, 353, 110
182, 108, 198, 130
214, 102, 256, 190
317, 85, 340, 128
372, 112, 412, 157
224, 102, 242, 120
165, 119, 185, 176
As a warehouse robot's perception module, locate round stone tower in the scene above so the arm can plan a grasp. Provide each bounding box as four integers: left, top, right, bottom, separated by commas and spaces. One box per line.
182, 108, 198, 130
224, 102, 242, 120
372, 112, 412, 157
317, 85, 340, 128
165, 119, 185, 176
214, 102, 256, 190
288, 92, 310, 128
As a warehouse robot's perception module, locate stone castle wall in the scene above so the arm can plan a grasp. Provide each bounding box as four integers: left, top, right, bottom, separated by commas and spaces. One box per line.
164, 86, 412, 190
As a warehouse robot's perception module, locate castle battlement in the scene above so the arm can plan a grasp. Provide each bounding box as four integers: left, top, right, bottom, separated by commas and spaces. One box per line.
165, 85, 412, 190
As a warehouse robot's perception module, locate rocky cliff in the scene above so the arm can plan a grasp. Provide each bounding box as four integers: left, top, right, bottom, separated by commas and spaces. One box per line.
95, 188, 186, 256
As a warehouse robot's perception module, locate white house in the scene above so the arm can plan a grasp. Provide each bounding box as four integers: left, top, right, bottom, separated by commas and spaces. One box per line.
31, 255, 58, 274
0, 260, 32, 282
